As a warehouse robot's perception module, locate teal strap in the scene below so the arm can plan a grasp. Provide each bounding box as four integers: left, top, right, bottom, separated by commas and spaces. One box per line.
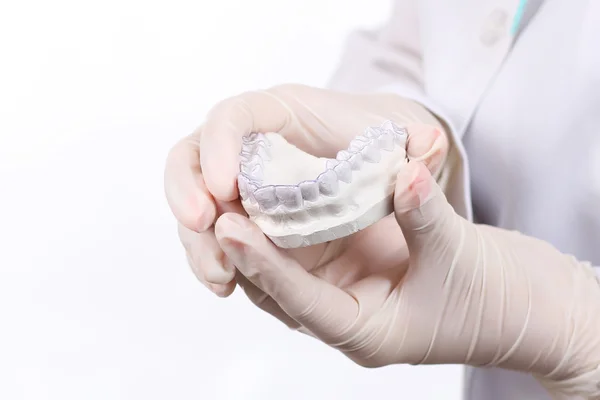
510, 0, 528, 35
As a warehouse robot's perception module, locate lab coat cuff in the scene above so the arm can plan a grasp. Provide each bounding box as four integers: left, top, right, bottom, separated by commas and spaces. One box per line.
375, 83, 474, 222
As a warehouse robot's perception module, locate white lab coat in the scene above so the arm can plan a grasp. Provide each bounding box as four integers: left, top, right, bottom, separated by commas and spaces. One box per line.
327, 0, 600, 399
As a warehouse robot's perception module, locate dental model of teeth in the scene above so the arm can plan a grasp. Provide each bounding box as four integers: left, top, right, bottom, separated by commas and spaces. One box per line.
237, 120, 408, 248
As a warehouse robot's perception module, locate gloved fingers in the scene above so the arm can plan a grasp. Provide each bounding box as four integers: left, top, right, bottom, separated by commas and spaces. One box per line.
344, 265, 408, 315
310, 251, 368, 289
278, 244, 329, 273
405, 123, 449, 178
200, 89, 294, 202
214, 213, 360, 343
235, 272, 302, 330
296, 326, 316, 338
165, 129, 217, 232
178, 222, 237, 289
393, 161, 456, 245
185, 252, 236, 297
214, 196, 247, 219
235, 270, 324, 339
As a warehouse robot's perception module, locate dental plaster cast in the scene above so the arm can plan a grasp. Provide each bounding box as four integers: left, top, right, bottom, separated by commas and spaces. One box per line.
237, 120, 408, 248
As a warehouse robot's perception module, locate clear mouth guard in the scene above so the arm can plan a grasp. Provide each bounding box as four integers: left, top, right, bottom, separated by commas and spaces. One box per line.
237, 120, 408, 248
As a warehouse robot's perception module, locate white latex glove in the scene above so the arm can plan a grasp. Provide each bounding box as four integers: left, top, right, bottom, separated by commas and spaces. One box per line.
214, 160, 600, 399
164, 84, 448, 298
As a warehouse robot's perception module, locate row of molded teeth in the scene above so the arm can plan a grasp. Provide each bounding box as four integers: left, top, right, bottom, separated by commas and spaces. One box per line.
238, 120, 408, 212
239, 133, 270, 183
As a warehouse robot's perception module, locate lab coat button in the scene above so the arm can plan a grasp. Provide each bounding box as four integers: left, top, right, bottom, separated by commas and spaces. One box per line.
480, 9, 509, 46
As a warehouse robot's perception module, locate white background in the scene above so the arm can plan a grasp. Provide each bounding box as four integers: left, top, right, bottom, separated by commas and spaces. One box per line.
0, 0, 462, 398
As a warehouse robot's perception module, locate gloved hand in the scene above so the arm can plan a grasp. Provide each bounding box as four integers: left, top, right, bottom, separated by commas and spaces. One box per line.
165, 83, 600, 397
164, 83, 449, 298
214, 160, 600, 399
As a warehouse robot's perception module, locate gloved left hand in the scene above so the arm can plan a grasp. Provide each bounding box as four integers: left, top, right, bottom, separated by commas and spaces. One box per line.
215, 160, 600, 399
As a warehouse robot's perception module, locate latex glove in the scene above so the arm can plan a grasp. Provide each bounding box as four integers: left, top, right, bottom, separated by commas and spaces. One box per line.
164, 84, 449, 297
214, 160, 600, 399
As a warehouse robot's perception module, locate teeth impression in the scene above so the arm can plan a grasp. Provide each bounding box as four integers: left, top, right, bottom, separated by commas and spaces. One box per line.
254, 186, 277, 210
238, 120, 409, 247
318, 169, 339, 196
361, 142, 381, 162
299, 180, 319, 201
333, 161, 352, 183
275, 186, 303, 210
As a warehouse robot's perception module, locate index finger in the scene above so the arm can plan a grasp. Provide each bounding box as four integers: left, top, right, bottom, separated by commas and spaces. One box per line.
164, 129, 217, 232
200, 88, 293, 202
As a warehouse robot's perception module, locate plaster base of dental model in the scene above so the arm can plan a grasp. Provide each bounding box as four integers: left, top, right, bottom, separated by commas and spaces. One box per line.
237, 121, 408, 248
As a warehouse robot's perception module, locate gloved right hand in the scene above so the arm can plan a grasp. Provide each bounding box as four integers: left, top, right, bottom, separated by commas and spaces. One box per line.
164, 84, 449, 299
214, 160, 600, 399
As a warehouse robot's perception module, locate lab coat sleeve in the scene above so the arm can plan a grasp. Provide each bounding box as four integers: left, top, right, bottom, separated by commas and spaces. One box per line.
325, 1, 473, 221
326, 0, 422, 95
